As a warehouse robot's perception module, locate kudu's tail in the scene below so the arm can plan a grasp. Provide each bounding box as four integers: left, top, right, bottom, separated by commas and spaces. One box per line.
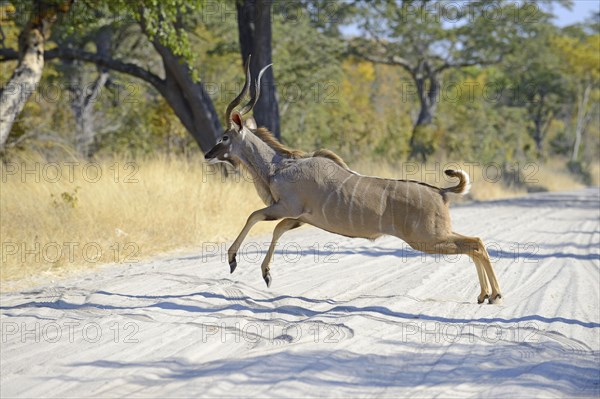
443, 170, 471, 195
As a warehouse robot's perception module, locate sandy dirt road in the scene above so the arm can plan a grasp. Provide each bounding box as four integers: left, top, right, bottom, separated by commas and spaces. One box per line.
1, 188, 599, 397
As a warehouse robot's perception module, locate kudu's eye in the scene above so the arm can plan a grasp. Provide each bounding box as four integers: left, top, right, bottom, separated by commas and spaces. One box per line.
222, 135, 230, 142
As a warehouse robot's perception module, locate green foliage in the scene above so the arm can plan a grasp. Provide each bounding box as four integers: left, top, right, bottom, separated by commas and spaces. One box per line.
352, 0, 565, 72
2, 0, 598, 180
272, 14, 344, 150
48, 0, 207, 80
93, 85, 196, 157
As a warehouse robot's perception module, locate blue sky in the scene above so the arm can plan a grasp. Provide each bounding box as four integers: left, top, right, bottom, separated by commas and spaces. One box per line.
339, 1, 599, 38
554, 0, 599, 26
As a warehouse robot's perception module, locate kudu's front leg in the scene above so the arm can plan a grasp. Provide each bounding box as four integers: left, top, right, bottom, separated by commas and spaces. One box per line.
261, 218, 303, 287
228, 204, 291, 274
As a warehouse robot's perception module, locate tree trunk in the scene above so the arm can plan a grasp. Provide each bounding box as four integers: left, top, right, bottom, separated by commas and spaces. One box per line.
531, 94, 546, 156
0, 1, 71, 149
408, 69, 439, 161
572, 83, 591, 162
67, 27, 111, 158
414, 86, 436, 126
152, 42, 222, 151
236, 0, 281, 139
70, 70, 109, 157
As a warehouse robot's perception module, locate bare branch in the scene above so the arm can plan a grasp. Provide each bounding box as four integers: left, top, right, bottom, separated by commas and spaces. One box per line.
0, 47, 165, 93
357, 22, 415, 74
0, 48, 18, 61
434, 55, 503, 74
352, 50, 415, 75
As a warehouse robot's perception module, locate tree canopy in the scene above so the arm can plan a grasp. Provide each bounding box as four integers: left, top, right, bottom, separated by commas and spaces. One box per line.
0, 0, 597, 180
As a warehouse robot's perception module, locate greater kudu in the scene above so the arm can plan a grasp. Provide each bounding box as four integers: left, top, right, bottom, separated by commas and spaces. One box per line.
204, 60, 502, 304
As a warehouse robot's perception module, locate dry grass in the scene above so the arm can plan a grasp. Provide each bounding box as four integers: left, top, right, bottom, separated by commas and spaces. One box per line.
1, 154, 595, 289
531, 159, 586, 193
0, 155, 274, 289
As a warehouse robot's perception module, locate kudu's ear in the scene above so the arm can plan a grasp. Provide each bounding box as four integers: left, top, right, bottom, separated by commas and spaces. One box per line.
231, 111, 243, 132
244, 117, 257, 130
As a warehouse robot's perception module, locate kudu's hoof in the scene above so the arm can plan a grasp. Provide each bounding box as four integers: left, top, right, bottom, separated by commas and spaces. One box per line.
229, 257, 237, 274
477, 294, 489, 304
264, 273, 272, 288
488, 294, 503, 305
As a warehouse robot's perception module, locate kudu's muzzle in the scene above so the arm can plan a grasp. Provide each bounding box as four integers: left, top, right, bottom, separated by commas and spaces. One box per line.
204, 144, 220, 161
204, 142, 235, 167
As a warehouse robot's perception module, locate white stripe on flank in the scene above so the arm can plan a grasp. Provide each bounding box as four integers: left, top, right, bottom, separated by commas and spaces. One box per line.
390, 182, 398, 235
321, 191, 335, 226
348, 176, 363, 229
403, 182, 410, 232
379, 181, 391, 232
416, 185, 422, 229
359, 179, 371, 227
322, 174, 353, 225
426, 187, 435, 209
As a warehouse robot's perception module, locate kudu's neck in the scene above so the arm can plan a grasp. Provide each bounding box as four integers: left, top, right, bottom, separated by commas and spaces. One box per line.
238, 131, 283, 182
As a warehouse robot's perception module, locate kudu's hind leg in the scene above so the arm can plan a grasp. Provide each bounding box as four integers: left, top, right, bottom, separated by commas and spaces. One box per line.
261, 218, 303, 287
421, 233, 495, 304
228, 204, 291, 273
448, 233, 501, 304
472, 254, 492, 304
475, 241, 502, 303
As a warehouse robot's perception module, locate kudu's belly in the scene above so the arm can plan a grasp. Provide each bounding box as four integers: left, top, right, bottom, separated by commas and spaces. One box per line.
300, 211, 385, 240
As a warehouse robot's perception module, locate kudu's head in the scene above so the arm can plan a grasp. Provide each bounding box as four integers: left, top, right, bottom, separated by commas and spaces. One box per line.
204, 58, 272, 168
